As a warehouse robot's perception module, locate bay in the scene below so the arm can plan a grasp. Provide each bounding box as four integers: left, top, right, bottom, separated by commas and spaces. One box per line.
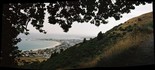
17, 33, 94, 51
17, 39, 59, 51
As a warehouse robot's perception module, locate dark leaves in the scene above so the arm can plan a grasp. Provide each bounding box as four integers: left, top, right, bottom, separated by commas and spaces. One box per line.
95, 20, 100, 26
102, 20, 108, 24
25, 31, 29, 35
61, 24, 71, 32
46, 0, 152, 32
113, 14, 121, 20
48, 16, 57, 24
1, 1, 152, 66
3, 1, 152, 33
31, 19, 38, 26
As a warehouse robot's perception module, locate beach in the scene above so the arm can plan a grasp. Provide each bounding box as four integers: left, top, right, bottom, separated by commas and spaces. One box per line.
17, 39, 83, 65
19, 39, 83, 59
18, 39, 62, 51
32, 41, 62, 51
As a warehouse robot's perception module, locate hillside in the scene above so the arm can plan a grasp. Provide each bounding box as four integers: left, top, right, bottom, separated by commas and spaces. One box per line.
22, 12, 154, 70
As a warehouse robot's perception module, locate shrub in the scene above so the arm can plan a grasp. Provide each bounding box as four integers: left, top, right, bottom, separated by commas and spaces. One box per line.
97, 31, 103, 40
138, 18, 142, 21
118, 27, 125, 31
126, 25, 133, 32
83, 38, 87, 43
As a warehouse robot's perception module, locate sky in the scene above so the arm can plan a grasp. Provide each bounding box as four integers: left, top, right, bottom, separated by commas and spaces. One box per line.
26, 3, 153, 37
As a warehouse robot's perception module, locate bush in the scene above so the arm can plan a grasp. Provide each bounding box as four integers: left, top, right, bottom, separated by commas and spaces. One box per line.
97, 31, 103, 40
138, 18, 142, 21
83, 38, 87, 43
126, 25, 133, 32
118, 27, 126, 31
122, 32, 126, 35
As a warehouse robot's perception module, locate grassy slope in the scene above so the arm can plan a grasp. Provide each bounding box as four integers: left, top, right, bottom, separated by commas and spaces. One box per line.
38, 12, 154, 70
17, 57, 47, 64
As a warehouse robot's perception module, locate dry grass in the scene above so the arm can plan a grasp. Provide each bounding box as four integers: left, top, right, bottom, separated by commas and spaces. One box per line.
78, 12, 153, 68
16, 56, 47, 65
19, 57, 47, 62
78, 20, 153, 68
37, 12, 153, 69
78, 56, 100, 68
102, 32, 149, 58
121, 12, 153, 28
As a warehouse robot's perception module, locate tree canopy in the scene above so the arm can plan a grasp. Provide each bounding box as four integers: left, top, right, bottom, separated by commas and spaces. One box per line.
3, 0, 152, 33
1, 0, 152, 67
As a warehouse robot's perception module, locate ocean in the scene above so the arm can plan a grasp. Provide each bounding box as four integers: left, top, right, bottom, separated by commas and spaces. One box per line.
17, 39, 60, 51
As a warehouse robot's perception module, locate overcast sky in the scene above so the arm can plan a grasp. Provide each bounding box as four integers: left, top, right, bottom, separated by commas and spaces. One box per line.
26, 3, 153, 37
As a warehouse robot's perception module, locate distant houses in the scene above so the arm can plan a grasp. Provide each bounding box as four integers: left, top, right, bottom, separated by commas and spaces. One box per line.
20, 39, 83, 58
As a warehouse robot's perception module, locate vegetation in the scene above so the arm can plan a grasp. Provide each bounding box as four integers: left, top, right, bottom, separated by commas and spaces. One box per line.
20, 12, 154, 69
83, 38, 87, 43
1, 0, 152, 67
138, 18, 142, 21
97, 31, 103, 40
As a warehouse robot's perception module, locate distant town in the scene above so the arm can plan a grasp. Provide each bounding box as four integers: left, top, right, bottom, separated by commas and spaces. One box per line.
20, 39, 83, 59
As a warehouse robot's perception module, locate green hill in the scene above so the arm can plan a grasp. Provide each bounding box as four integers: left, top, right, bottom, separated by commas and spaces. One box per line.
23, 12, 154, 70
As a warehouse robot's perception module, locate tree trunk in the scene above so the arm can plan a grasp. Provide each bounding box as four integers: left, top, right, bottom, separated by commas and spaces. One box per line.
1, 21, 16, 67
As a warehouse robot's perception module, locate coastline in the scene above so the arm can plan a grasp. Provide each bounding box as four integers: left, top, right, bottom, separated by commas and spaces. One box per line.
31, 41, 62, 51
19, 39, 82, 60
